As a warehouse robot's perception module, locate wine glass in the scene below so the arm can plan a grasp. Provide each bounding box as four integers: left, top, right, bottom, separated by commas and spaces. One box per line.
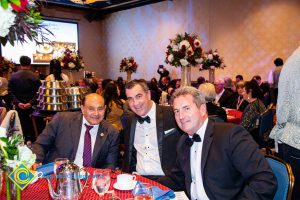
54, 158, 69, 176
92, 169, 111, 198
132, 183, 153, 200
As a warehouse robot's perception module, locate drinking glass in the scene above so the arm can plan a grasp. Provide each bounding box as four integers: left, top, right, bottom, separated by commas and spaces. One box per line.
132, 183, 153, 200
92, 169, 111, 198
54, 158, 69, 176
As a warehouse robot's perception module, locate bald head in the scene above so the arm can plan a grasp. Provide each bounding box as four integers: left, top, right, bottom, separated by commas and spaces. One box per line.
81, 93, 106, 125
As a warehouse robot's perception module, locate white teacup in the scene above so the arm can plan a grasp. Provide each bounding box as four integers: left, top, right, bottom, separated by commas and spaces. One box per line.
116, 174, 136, 188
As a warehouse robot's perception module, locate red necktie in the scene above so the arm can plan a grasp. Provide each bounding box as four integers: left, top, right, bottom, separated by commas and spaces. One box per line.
83, 124, 93, 167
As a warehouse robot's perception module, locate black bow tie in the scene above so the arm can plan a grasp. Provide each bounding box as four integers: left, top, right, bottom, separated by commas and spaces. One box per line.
186, 134, 201, 147
137, 115, 151, 124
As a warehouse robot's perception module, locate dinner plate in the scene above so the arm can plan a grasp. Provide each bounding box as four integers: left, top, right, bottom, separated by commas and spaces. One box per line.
36, 44, 53, 54
113, 180, 137, 191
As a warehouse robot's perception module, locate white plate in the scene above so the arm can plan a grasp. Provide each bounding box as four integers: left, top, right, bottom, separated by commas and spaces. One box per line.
36, 44, 53, 54
113, 181, 137, 191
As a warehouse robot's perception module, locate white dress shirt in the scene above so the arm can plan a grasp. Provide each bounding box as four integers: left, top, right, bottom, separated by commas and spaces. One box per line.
134, 101, 165, 176
74, 117, 99, 166
190, 118, 209, 200
215, 89, 225, 106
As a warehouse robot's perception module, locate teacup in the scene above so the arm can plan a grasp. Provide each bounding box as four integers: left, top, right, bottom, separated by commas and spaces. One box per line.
116, 174, 136, 188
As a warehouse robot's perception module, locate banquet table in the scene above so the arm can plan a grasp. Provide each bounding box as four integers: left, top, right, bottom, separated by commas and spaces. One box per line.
226, 109, 243, 125
0, 168, 170, 200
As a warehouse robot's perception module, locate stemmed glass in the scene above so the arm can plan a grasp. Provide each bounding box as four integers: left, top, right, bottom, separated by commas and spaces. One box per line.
132, 183, 153, 200
92, 169, 111, 198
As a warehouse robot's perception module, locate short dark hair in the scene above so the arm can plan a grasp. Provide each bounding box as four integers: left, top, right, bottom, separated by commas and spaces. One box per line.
125, 79, 149, 92
274, 58, 283, 67
235, 75, 243, 80
19, 56, 31, 66
244, 80, 262, 99
252, 75, 261, 81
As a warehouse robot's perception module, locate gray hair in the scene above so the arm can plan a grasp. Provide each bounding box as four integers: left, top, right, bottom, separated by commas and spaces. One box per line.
171, 86, 206, 108
198, 83, 216, 103
125, 79, 149, 93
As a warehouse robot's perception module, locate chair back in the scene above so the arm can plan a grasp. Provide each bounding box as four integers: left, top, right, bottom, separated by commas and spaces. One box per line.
208, 115, 224, 123
258, 104, 274, 147
266, 155, 294, 200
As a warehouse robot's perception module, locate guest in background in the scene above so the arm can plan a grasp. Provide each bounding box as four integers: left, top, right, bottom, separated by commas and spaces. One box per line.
159, 76, 171, 92
252, 75, 270, 106
232, 81, 249, 112
45, 59, 69, 83
116, 77, 126, 100
214, 79, 235, 108
103, 82, 125, 132
241, 80, 266, 143
235, 74, 244, 83
268, 58, 283, 105
270, 47, 300, 200
193, 76, 206, 88
96, 78, 103, 95
101, 79, 114, 93
0, 73, 11, 110
157, 65, 169, 84
8, 55, 41, 144
77, 78, 89, 87
148, 81, 161, 104
198, 83, 227, 122
89, 77, 99, 93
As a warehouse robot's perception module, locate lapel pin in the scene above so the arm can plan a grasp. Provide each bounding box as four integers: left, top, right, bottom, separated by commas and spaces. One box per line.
100, 133, 104, 137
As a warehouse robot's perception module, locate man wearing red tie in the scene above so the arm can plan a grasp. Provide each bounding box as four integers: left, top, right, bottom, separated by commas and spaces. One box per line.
32, 93, 119, 169
159, 86, 277, 199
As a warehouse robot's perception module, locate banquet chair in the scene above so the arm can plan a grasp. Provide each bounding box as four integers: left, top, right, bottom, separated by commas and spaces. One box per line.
265, 155, 294, 200
258, 104, 274, 148
208, 115, 224, 123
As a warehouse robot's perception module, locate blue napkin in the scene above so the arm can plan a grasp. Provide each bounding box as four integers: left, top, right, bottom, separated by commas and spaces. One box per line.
36, 162, 54, 177
133, 181, 175, 200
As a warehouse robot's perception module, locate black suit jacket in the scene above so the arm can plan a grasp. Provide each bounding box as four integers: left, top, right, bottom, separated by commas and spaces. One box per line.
123, 104, 182, 175
159, 120, 277, 199
218, 88, 235, 108
32, 112, 120, 169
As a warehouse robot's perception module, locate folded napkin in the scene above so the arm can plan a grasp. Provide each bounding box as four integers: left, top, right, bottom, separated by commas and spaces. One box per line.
133, 181, 175, 200
36, 162, 54, 177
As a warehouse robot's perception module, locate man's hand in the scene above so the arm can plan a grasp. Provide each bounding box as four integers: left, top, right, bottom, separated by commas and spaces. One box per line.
30, 163, 42, 171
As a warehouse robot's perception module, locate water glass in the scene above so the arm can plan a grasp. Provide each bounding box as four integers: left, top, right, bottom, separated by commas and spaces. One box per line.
92, 169, 111, 198
133, 183, 153, 200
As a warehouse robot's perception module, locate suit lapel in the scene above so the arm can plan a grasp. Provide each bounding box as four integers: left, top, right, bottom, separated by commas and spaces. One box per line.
70, 113, 83, 160
201, 120, 214, 173
130, 116, 137, 146
156, 105, 164, 164
92, 122, 107, 166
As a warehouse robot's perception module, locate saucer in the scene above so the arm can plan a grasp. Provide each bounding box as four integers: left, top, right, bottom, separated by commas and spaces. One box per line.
113, 181, 137, 191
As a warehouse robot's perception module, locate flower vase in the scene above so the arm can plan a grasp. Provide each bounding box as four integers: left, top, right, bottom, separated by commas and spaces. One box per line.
181, 65, 191, 86
127, 71, 132, 82
208, 68, 215, 83
5, 169, 21, 200
68, 70, 74, 86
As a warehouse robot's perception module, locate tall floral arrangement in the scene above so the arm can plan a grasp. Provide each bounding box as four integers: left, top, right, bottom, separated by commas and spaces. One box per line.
0, 0, 52, 46
119, 57, 138, 73
58, 48, 85, 71
165, 32, 203, 67
0, 56, 15, 73
198, 49, 226, 71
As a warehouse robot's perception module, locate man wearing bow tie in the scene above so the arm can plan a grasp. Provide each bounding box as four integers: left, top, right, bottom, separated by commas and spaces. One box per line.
32, 93, 119, 169
123, 79, 182, 180
160, 86, 277, 200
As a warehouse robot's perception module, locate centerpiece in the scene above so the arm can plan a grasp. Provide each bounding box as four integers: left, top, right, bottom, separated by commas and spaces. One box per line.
58, 48, 85, 84
0, 0, 52, 46
119, 57, 138, 82
0, 127, 36, 200
198, 49, 226, 83
165, 32, 203, 86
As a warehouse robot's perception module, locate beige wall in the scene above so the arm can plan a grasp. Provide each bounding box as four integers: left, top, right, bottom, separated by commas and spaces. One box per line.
42, 0, 300, 82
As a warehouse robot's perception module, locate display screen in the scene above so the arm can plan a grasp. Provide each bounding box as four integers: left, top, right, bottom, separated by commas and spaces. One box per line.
0, 19, 79, 65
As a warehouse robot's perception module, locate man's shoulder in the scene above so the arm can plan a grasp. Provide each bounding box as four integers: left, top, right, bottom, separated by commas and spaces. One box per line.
101, 120, 119, 134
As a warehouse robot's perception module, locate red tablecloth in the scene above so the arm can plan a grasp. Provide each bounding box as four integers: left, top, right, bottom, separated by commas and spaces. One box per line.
227, 109, 243, 125
0, 168, 169, 200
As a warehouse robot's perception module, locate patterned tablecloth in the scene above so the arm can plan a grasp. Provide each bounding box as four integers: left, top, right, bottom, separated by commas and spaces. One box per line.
227, 109, 243, 125
0, 168, 169, 200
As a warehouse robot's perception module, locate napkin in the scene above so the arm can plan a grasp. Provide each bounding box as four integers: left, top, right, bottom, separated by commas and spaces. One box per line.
36, 162, 54, 177
133, 181, 175, 200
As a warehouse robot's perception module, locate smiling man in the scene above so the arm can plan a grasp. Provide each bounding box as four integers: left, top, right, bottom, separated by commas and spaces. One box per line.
32, 93, 120, 169
123, 79, 181, 180
159, 86, 277, 200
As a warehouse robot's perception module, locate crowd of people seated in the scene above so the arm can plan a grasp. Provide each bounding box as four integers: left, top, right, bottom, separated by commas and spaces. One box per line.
4, 57, 299, 199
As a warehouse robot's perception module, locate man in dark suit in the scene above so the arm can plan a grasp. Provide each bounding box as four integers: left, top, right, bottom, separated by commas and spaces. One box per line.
32, 93, 119, 169
159, 86, 277, 199
123, 79, 181, 180
8, 56, 41, 144
214, 79, 235, 108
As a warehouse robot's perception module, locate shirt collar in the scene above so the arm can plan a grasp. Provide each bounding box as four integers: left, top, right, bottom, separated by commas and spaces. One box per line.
141, 101, 155, 120
82, 116, 100, 130
189, 117, 209, 140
